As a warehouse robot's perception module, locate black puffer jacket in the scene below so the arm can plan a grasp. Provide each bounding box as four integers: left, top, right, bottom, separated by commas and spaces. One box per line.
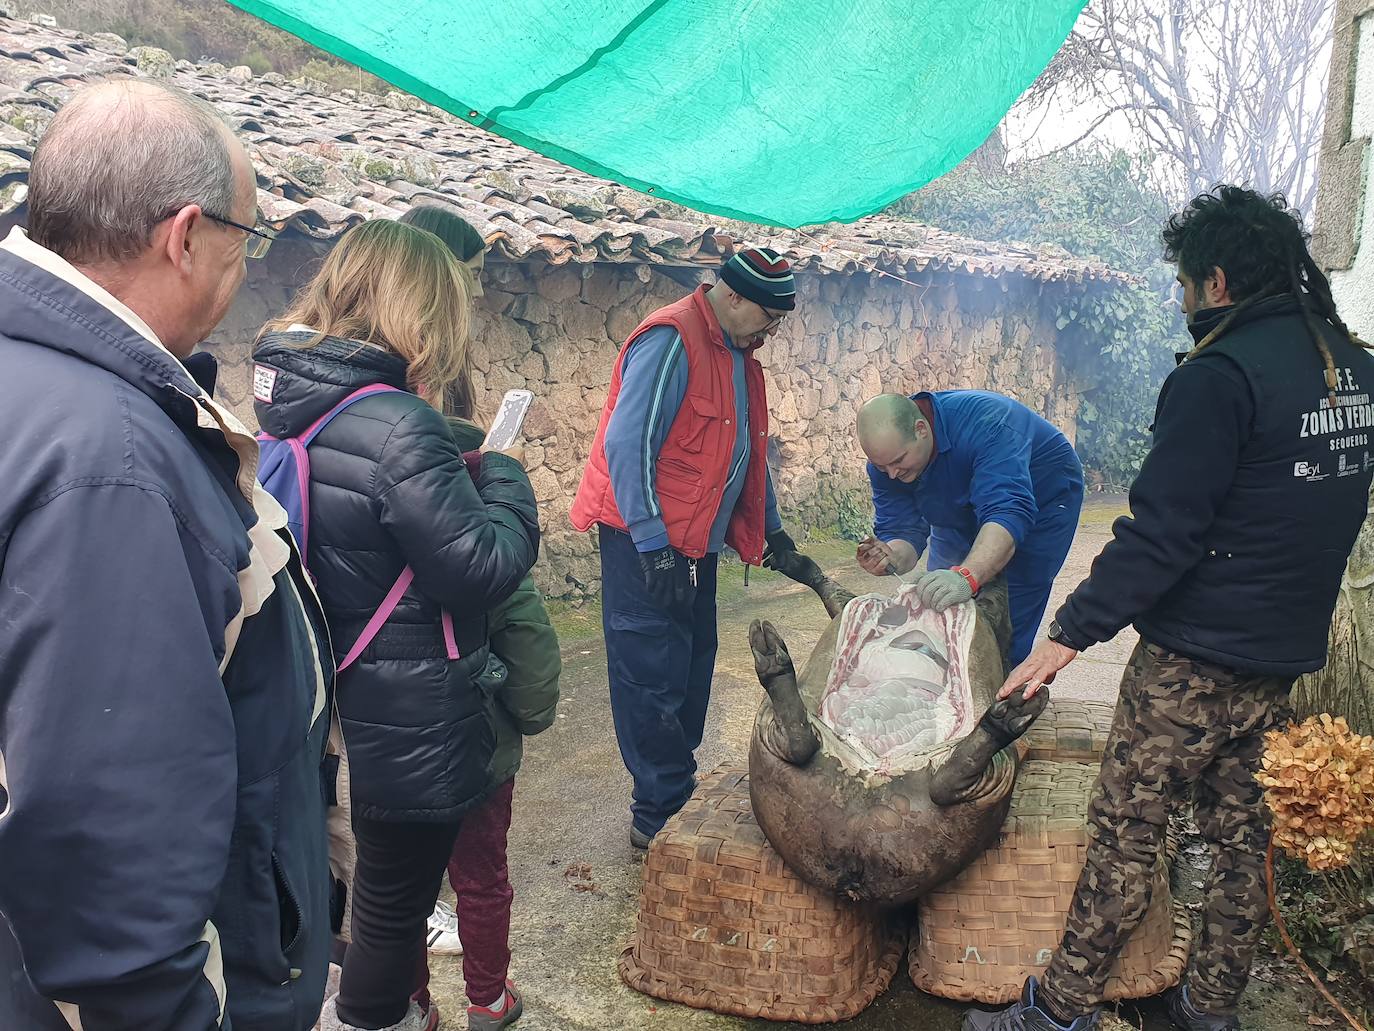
254, 333, 539, 821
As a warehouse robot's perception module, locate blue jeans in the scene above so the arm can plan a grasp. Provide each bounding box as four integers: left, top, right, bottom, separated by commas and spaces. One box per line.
598, 526, 719, 837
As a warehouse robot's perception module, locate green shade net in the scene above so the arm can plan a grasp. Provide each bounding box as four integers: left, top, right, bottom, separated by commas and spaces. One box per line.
228, 0, 1086, 227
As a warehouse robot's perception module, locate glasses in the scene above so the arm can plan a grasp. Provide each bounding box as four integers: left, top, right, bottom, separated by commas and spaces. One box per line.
203, 212, 276, 259
758, 304, 788, 330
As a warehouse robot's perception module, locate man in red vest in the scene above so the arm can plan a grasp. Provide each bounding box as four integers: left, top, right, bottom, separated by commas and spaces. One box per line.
571, 248, 803, 848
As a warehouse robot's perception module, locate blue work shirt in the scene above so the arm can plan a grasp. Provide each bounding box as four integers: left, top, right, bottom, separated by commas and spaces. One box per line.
869, 390, 1083, 558
604, 325, 781, 553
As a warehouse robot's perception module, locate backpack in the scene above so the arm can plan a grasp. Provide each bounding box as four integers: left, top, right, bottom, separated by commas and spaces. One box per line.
256, 383, 458, 672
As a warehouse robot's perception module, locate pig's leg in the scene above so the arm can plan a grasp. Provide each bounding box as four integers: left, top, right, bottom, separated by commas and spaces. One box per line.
929, 689, 1048, 805
765, 550, 855, 620
749, 619, 821, 764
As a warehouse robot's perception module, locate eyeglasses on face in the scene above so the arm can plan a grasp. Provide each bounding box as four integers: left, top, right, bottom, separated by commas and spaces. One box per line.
202, 211, 277, 259
759, 303, 788, 328
161, 204, 277, 259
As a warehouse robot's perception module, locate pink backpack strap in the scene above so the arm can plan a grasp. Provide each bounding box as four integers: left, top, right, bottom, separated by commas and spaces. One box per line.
441, 611, 459, 660
336, 567, 461, 673
300, 383, 401, 445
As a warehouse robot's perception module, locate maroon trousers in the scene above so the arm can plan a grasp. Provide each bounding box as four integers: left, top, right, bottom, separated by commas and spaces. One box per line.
413, 777, 516, 1010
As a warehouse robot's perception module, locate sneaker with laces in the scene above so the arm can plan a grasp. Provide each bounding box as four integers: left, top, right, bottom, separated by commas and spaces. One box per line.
468, 980, 523, 1030
963, 977, 1100, 1031
1165, 985, 1240, 1030
426, 899, 464, 956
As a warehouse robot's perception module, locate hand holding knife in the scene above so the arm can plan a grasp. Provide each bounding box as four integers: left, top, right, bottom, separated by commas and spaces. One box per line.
857, 534, 900, 576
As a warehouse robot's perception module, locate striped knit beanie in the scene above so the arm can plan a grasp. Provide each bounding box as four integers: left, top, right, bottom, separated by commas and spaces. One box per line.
720, 247, 796, 311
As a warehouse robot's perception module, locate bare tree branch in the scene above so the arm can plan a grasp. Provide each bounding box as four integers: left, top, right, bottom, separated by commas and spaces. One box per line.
1014, 0, 1334, 214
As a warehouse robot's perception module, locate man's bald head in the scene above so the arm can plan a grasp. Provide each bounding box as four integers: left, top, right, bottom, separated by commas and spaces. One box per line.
857, 393, 935, 484
857, 393, 924, 445
28, 78, 242, 266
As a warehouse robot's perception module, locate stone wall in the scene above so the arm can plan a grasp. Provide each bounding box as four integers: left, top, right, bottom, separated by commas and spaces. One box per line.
1313, 0, 1374, 338
205, 245, 1083, 600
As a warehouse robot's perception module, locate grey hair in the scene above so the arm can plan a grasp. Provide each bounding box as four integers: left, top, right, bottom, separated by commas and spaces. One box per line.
27, 77, 239, 265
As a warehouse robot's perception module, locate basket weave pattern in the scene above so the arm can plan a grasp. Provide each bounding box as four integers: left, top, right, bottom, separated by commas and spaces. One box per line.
619, 765, 904, 1023
1021, 698, 1117, 763
910, 759, 1191, 1004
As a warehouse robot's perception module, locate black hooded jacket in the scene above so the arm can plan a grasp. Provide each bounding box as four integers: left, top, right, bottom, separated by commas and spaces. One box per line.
1058, 295, 1374, 675
254, 332, 539, 821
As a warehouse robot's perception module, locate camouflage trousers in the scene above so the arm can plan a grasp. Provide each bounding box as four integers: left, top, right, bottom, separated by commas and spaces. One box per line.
1039, 640, 1293, 1018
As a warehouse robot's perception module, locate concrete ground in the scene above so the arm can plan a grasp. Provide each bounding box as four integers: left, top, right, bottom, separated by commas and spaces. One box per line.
425, 499, 1318, 1030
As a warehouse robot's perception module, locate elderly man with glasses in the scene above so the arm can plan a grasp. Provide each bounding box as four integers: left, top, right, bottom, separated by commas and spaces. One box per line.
0, 79, 330, 1031
572, 247, 804, 849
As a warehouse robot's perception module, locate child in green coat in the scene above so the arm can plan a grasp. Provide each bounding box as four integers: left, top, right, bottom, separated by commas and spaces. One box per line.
413, 417, 561, 1031
403, 204, 562, 1031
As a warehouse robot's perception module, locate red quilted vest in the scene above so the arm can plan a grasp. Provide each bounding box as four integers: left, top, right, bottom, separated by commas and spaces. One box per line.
570, 285, 769, 563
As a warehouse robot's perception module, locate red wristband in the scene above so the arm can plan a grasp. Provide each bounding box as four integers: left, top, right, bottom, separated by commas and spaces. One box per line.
951, 566, 980, 595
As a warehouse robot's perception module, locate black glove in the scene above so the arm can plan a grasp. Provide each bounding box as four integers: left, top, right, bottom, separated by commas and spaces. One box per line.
762, 528, 798, 570
638, 546, 693, 612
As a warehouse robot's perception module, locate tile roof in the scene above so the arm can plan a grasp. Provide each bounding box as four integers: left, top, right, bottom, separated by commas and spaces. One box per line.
0, 15, 1130, 287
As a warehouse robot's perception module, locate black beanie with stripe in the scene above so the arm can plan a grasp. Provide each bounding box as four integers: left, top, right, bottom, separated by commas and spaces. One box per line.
720, 247, 796, 311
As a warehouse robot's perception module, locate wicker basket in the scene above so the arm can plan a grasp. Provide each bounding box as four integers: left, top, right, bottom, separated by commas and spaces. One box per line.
619, 765, 905, 1023
1021, 697, 1116, 763
909, 759, 1191, 1004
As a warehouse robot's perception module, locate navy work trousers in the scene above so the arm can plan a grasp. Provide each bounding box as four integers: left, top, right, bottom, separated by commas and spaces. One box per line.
598, 526, 719, 838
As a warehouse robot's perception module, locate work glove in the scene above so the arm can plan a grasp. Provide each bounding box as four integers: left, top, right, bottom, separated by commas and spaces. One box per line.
761, 528, 799, 570
914, 568, 975, 612
638, 546, 694, 613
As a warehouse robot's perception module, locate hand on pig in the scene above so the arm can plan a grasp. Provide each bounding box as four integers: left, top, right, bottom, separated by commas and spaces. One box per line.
914, 569, 974, 611
857, 537, 918, 577
997, 639, 1078, 702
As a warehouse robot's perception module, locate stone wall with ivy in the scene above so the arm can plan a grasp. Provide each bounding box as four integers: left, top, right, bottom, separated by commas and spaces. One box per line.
204, 247, 1092, 600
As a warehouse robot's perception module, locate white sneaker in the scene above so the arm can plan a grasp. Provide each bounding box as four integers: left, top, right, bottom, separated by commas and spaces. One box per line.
426, 900, 464, 955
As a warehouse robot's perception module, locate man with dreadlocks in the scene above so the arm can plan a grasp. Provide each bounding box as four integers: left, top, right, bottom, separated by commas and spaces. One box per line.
964, 186, 1374, 1031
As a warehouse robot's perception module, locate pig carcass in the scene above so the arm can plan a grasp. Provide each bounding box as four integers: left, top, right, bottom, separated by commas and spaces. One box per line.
748, 551, 1045, 906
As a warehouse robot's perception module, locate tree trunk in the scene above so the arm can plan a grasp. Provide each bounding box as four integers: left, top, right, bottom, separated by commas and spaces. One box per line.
1293, 485, 1374, 735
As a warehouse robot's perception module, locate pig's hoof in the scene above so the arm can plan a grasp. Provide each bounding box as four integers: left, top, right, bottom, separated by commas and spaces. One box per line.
749, 619, 794, 681
983, 687, 1049, 743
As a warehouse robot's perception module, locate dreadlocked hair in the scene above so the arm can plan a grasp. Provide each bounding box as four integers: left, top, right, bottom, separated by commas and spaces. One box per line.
1163, 185, 1368, 408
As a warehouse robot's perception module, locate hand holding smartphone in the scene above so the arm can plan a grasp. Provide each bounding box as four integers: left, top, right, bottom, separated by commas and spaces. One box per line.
482, 389, 534, 458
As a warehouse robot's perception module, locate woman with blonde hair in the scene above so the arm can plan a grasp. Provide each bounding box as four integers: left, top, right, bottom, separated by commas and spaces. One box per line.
253, 218, 539, 1031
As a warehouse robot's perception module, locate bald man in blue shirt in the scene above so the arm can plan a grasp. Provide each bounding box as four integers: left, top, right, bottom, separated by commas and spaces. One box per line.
856, 391, 1084, 664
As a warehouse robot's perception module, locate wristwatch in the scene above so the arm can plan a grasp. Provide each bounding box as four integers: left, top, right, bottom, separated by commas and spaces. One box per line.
1047, 619, 1082, 651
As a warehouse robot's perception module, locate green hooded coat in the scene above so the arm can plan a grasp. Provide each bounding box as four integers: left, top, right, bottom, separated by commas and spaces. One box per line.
450, 417, 561, 788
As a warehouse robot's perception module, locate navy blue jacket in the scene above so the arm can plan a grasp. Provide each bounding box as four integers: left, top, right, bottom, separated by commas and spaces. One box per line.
0, 239, 334, 1030
870, 390, 1083, 556
1058, 296, 1374, 674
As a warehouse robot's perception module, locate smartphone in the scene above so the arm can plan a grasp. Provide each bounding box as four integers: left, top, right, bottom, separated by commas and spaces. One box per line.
482, 389, 534, 450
